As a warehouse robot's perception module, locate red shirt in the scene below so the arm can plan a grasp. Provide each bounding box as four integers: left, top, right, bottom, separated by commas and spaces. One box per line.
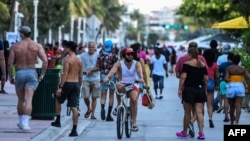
175, 54, 207, 74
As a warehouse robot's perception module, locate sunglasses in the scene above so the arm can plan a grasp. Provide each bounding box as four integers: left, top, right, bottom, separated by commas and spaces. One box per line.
125, 53, 133, 56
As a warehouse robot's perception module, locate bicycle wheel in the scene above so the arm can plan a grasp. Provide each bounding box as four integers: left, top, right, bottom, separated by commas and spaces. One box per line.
116, 107, 124, 139
125, 107, 132, 138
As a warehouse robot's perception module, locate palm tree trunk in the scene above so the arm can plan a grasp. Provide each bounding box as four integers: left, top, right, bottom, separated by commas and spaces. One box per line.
9, 0, 17, 32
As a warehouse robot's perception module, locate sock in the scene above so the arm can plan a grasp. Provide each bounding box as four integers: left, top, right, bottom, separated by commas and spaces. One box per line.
23, 115, 30, 126
108, 106, 113, 116
18, 115, 23, 124
101, 104, 105, 110
56, 115, 60, 123
72, 125, 77, 131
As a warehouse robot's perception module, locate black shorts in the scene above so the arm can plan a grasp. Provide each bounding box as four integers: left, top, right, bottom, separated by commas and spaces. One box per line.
182, 87, 207, 104
57, 82, 80, 107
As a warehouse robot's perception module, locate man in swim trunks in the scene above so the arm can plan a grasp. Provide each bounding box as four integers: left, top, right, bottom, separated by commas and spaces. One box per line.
8, 26, 48, 131
103, 47, 144, 132
51, 41, 83, 137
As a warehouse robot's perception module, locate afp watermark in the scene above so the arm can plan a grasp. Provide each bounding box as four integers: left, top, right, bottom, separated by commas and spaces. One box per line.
224, 125, 250, 141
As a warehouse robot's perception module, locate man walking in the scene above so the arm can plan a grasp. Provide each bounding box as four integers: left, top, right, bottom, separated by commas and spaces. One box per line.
78, 41, 100, 120
97, 40, 119, 121
8, 26, 48, 130
51, 41, 82, 137
150, 47, 168, 99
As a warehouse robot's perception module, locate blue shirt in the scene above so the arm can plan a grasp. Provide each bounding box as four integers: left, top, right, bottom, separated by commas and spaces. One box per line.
78, 52, 100, 81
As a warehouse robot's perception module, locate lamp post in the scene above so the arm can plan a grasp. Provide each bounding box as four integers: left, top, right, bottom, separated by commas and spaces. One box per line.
33, 0, 39, 42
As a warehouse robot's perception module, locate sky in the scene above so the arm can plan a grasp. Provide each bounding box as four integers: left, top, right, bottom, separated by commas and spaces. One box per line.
124, 0, 183, 14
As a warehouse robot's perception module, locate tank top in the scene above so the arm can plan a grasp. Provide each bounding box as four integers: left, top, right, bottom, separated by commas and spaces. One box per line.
120, 60, 137, 83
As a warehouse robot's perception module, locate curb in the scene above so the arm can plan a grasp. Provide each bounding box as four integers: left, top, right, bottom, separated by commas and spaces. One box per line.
30, 115, 71, 141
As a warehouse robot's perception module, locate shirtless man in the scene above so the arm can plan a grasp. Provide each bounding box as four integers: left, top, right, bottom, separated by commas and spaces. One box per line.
8, 26, 48, 130
51, 41, 83, 137
103, 47, 144, 132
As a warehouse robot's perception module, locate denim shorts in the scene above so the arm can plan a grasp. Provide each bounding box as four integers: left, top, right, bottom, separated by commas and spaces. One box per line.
207, 78, 215, 93
226, 82, 245, 98
152, 74, 164, 89
100, 74, 116, 90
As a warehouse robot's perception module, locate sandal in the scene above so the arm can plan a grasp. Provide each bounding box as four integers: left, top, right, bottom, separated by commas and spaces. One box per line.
84, 110, 92, 118
91, 116, 97, 120
113, 108, 117, 116
131, 126, 139, 132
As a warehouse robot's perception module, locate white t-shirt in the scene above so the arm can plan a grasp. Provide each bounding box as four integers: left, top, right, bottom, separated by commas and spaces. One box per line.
151, 54, 167, 76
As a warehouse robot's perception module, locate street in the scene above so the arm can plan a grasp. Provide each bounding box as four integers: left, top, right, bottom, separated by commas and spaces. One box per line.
32, 76, 250, 141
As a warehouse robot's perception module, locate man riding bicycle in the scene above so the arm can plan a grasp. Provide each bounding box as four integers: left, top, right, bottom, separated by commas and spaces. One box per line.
103, 47, 144, 132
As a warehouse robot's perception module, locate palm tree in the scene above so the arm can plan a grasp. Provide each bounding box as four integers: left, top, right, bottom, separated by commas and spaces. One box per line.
0, 0, 11, 34
92, 0, 126, 42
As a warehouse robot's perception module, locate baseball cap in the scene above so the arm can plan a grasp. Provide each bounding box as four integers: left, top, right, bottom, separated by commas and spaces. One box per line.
223, 44, 231, 53
18, 26, 31, 34
104, 40, 113, 52
124, 47, 134, 53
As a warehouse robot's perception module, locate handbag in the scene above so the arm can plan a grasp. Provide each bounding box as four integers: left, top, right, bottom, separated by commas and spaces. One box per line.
142, 89, 155, 109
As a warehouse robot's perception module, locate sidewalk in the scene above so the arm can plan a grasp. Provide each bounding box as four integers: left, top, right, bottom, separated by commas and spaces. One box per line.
0, 81, 72, 141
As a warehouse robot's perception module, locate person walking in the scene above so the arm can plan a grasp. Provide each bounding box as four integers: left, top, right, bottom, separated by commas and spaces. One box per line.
0, 40, 7, 94
103, 47, 144, 132
202, 49, 219, 128
97, 40, 119, 121
78, 41, 100, 120
150, 47, 168, 99
225, 54, 250, 125
218, 52, 234, 122
176, 47, 207, 140
175, 42, 207, 137
51, 41, 82, 136
8, 26, 48, 130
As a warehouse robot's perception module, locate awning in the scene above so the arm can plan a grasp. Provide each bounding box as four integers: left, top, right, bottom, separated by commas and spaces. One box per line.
212, 16, 249, 29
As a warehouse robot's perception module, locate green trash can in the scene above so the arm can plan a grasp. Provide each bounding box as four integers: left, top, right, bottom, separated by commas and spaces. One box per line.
31, 68, 61, 120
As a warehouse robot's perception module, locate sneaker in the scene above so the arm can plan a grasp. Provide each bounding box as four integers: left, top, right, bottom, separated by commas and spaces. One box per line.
101, 109, 105, 120
22, 125, 31, 131
155, 95, 160, 99
106, 115, 114, 121
188, 122, 195, 137
209, 119, 214, 128
51, 121, 61, 127
197, 132, 205, 140
69, 130, 78, 137
17, 123, 23, 129
159, 95, 163, 99
223, 117, 230, 122
176, 131, 188, 138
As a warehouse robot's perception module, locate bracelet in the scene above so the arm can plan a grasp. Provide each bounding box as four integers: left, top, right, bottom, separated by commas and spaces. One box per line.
59, 86, 63, 89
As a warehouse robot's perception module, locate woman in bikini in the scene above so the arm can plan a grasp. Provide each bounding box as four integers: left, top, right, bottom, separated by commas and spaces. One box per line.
225, 54, 250, 125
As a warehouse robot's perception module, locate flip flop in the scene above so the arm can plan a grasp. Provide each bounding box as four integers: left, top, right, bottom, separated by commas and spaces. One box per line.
91, 116, 97, 120
112, 108, 117, 116
131, 126, 139, 132
84, 110, 92, 118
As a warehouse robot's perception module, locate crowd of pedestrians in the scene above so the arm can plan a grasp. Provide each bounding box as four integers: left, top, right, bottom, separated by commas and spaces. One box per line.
1, 25, 250, 139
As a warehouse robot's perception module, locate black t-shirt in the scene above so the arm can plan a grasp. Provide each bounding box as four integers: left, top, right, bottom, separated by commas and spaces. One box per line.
160, 48, 170, 62
182, 64, 207, 88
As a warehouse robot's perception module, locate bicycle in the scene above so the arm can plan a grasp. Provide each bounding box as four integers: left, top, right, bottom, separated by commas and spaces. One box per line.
107, 80, 140, 139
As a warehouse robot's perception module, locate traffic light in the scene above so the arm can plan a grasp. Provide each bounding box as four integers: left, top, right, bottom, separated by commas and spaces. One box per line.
183, 25, 189, 30
165, 24, 170, 29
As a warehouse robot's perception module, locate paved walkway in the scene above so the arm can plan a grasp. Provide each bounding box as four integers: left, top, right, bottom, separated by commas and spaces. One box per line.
1, 77, 250, 141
